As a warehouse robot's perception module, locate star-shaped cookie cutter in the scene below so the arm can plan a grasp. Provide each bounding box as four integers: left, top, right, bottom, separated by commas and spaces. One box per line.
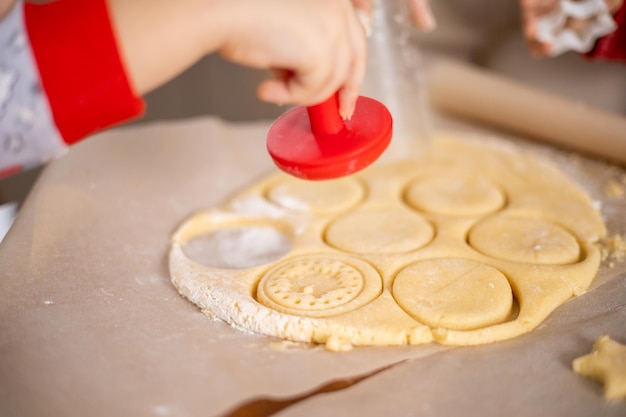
536, 0, 617, 56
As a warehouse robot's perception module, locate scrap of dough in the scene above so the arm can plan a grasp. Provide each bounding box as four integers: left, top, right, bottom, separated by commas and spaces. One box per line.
169, 134, 606, 349
603, 179, 625, 198
605, 235, 626, 260
573, 336, 626, 399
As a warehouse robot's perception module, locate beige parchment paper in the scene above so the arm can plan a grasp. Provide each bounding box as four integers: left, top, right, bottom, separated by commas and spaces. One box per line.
0, 116, 624, 417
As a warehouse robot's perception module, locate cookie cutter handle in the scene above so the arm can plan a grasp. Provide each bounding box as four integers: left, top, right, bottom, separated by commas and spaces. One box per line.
306, 92, 345, 138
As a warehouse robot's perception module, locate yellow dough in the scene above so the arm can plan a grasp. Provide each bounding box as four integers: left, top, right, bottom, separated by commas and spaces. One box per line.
405, 174, 505, 216
325, 207, 434, 254
169, 134, 606, 349
392, 258, 513, 330
469, 215, 581, 265
573, 336, 626, 400
257, 254, 382, 318
265, 177, 363, 213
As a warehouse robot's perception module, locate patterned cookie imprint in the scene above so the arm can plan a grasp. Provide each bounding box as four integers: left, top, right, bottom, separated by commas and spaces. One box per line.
169, 135, 606, 349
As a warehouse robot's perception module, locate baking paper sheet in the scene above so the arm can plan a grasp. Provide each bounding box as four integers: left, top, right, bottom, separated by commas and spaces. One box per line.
0, 115, 624, 417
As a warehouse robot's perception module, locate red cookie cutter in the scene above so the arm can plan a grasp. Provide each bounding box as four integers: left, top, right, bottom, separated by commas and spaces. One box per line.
267, 92, 393, 180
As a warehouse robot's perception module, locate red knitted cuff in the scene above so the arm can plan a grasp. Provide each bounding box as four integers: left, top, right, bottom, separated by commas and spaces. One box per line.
586, 3, 626, 62
24, 0, 145, 145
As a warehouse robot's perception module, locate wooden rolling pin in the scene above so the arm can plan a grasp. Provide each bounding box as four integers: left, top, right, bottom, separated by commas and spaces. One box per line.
428, 59, 626, 165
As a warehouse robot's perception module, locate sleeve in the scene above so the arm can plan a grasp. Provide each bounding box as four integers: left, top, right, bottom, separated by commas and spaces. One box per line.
0, 0, 66, 177
0, 0, 145, 178
586, 2, 626, 61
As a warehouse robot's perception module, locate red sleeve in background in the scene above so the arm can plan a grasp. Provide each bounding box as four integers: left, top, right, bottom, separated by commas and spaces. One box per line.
586, 3, 626, 62
24, 0, 145, 145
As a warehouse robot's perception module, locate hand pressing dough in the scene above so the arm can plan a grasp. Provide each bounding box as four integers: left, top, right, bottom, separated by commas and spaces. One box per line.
573, 336, 626, 400
169, 134, 606, 349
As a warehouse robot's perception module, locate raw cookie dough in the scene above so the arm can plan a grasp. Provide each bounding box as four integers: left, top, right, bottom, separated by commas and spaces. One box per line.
169, 134, 606, 349
392, 258, 513, 330
573, 336, 626, 400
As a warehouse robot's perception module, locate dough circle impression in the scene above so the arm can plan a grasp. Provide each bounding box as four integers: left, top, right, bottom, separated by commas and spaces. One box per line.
405, 174, 505, 216
324, 207, 434, 254
393, 258, 513, 330
266, 177, 363, 213
469, 215, 581, 265
257, 254, 382, 318
169, 135, 606, 350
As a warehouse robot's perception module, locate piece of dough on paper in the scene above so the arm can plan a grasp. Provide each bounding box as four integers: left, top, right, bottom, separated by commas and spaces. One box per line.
573, 336, 626, 399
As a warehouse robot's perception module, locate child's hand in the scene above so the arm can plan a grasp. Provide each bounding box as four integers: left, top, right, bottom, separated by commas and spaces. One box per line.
219, 0, 367, 120
406, 0, 436, 32
109, 0, 435, 120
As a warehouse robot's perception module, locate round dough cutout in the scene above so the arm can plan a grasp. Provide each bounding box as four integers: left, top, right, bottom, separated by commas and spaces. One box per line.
257, 254, 382, 318
266, 177, 363, 214
469, 215, 580, 264
325, 207, 434, 254
405, 174, 505, 216
393, 258, 513, 330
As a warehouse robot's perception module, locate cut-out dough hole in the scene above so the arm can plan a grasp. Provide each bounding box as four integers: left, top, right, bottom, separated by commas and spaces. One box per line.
405, 174, 505, 216
325, 207, 434, 254
393, 258, 513, 330
468, 215, 580, 265
182, 226, 291, 269
266, 177, 364, 213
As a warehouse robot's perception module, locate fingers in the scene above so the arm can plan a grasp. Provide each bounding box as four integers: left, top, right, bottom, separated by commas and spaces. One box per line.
521, 0, 537, 38
289, 36, 354, 109
351, 0, 372, 16
257, 68, 294, 105
408, 0, 437, 32
521, 0, 557, 38
339, 4, 368, 120
606, 0, 623, 13
527, 39, 553, 57
257, 80, 289, 105
252, 0, 366, 118
352, 0, 373, 35
520, 0, 559, 57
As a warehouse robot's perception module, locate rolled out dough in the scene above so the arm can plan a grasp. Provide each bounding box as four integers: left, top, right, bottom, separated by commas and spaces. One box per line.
169, 134, 606, 349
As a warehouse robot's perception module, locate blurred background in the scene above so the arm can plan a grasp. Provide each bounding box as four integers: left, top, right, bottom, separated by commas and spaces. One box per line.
1, 0, 624, 238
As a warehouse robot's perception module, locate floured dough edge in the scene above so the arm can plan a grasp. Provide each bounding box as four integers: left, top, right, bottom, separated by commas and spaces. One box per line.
170, 244, 433, 349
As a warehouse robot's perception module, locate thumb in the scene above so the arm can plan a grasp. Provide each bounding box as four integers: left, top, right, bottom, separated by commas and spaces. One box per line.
257, 78, 292, 105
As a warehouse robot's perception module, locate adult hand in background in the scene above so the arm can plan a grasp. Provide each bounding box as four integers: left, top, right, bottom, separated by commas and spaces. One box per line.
520, 0, 623, 57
